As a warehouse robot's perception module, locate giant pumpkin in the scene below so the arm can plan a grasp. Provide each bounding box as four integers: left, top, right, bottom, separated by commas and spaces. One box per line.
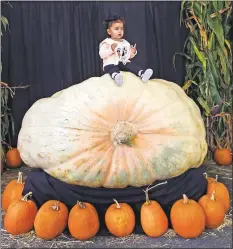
17, 72, 207, 188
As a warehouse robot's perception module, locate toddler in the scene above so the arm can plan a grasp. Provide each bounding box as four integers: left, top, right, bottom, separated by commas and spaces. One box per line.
99, 15, 153, 86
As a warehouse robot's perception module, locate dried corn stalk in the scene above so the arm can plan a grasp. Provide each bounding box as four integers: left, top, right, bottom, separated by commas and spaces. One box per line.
174, 0, 233, 160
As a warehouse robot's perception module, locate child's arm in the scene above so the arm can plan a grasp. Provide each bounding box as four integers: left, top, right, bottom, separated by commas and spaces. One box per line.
99, 42, 116, 59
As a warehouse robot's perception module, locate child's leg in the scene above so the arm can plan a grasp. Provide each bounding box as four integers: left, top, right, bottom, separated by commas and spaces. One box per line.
119, 62, 153, 83
103, 64, 123, 86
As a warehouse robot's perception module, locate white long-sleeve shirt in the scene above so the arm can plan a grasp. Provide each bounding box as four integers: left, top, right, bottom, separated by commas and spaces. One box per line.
99, 38, 137, 68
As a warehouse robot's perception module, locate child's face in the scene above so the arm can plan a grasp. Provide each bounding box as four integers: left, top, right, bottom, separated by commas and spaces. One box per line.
107, 21, 124, 40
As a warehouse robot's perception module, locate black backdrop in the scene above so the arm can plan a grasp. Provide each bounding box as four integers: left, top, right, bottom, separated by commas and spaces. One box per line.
1, 1, 188, 146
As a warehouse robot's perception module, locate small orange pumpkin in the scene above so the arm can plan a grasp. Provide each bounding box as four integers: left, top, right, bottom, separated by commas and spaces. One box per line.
4, 192, 38, 235
105, 199, 135, 237
140, 183, 168, 237
6, 147, 22, 168
206, 175, 230, 213
2, 171, 25, 211
34, 200, 69, 240
170, 194, 205, 238
214, 148, 232, 166
198, 191, 225, 229
68, 201, 99, 240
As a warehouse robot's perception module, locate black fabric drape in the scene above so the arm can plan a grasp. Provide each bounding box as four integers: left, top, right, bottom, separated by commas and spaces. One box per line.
22, 166, 207, 235
1, 1, 188, 146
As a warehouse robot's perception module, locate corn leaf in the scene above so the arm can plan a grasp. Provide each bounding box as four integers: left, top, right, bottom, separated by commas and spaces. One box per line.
213, 51, 218, 61
190, 37, 206, 71
225, 39, 232, 57
223, 47, 229, 58
223, 23, 232, 37
208, 31, 215, 50
216, 49, 226, 73
197, 97, 211, 116
1, 16, 9, 31
180, 0, 186, 25
173, 52, 193, 70
223, 67, 231, 85
216, 46, 231, 85
207, 52, 223, 88
199, 81, 206, 97
207, 12, 225, 51
193, 2, 204, 23
183, 80, 198, 90
206, 69, 221, 104
212, 1, 218, 11
225, 2, 233, 22
192, 67, 202, 79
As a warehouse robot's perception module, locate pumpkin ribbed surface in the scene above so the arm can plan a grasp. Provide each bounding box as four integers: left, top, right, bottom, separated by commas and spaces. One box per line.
17, 72, 207, 188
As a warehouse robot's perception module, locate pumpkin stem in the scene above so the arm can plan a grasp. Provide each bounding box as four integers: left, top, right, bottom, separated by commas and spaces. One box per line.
143, 181, 167, 205
51, 201, 60, 211
210, 191, 216, 201
17, 171, 23, 184
110, 121, 137, 147
113, 198, 121, 208
146, 181, 168, 191
21, 191, 32, 201
143, 190, 150, 204
203, 172, 208, 179
77, 201, 86, 209
182, 194, 190, 204
214, 175, 218, 182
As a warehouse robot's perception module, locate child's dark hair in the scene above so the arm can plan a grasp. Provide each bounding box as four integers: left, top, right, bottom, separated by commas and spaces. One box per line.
103, 14, 125, 35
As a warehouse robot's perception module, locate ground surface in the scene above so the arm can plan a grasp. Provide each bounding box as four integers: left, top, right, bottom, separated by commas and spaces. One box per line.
1, 162, 232, 248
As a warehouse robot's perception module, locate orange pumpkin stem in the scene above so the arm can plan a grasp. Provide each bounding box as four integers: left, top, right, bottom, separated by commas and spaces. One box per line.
210, 191, 216, 201
51, 201, 60, 211
182, 194, 190, 204
113, 199, 121, 209
21, 191, 32, 201
214, 175, 218, 182
17, 171, 23, 184
77, 201, 86, 209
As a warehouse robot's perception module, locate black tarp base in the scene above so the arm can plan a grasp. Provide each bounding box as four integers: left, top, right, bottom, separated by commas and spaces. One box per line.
22, 166, 207, 235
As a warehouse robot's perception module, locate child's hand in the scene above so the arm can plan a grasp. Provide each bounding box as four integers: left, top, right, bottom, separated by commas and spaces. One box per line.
130, 44, 137, 54
111, 43, 118, 51
111, 43, 121, 57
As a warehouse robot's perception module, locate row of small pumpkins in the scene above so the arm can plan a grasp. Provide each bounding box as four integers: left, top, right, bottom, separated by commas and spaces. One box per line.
2, 171, 230, 240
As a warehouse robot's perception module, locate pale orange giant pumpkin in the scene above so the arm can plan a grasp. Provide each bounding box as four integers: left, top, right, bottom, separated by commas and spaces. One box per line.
17, 72, 207, 188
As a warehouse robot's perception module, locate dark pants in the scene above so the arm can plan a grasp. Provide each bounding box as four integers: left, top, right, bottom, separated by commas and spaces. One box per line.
23, 166, 207, 236
104, 62, 142, 77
